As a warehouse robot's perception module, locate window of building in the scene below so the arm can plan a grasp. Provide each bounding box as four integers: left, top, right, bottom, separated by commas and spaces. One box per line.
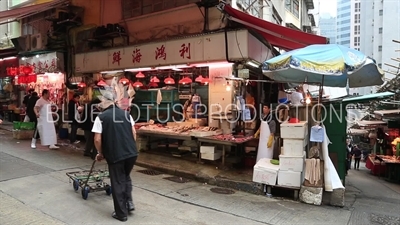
354, 25, 360, 35
354, 36, 360, 46
355, 2, 360, 12
285, 0, 299, 18
379, 9, 383, 16
379, 27, 383, 34
354, 14, 360, 23
121, 0, 198, 19
378, 45, 382, 51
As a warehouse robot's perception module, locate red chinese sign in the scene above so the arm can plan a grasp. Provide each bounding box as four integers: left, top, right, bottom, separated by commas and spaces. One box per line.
112, 51, 122, 65
0, 57, 19, 77
155, 45, 166, 60
179, 43, 191, 59
17, 74, 37, 84
132, 48, 142, 63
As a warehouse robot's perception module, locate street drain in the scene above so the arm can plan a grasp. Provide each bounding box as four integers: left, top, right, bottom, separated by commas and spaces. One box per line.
210, 187, 235, 195
163, 176, 191, 183
137, 169, 162, 176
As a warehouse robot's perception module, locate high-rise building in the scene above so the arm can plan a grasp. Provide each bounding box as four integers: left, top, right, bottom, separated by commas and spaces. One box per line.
336, 0, 351, 46
350, 0, 361, 51
360, 0, 400, 81
319, 13, 337, 44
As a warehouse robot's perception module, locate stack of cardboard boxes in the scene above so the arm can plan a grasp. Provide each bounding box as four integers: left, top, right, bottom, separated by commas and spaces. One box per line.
278, 121, 308, 187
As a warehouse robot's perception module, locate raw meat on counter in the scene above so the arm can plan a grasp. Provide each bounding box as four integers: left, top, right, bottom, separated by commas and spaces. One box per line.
208, 134, 253, 143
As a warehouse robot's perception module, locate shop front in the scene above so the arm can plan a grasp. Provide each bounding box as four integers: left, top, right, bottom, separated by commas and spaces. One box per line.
14, 52, 66, 124
0, 55, 19, 122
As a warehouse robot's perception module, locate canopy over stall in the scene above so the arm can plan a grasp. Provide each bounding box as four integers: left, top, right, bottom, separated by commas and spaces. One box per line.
217, 1, 328, 51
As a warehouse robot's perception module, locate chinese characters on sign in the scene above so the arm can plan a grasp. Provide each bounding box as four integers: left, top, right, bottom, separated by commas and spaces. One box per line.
179, 43, 191, 59
112, 51, 122, 65
155, 45, 167, 60
132, 48, 142, 63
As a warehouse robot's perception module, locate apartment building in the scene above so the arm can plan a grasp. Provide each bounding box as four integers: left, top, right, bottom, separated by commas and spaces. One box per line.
319, 13, 336, 44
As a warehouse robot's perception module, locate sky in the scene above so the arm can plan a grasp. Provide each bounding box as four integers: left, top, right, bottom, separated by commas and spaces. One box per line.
315, 0, 337, 17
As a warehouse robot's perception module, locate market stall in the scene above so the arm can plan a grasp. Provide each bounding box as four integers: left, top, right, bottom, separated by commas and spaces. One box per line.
0, 56, 18, 122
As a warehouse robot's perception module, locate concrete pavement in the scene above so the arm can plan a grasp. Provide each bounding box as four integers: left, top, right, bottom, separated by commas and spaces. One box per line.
0, 128, 399, 224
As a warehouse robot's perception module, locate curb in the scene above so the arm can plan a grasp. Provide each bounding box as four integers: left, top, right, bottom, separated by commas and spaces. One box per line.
135, 159, 264, 195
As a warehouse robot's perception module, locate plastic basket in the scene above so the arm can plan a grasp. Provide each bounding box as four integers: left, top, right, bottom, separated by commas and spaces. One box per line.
13, 121, 21, 129
20, 122, 35, 130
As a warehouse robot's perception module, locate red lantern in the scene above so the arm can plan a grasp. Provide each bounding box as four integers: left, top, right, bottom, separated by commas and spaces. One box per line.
164, 77, 175, 85
119, 77, 130, 85
195, 75, 204, 83
136, 72, 145, 78
78, 81, 87, 88
97, 80, 107, 86
149, 82, 158, 88
132, 81, 143, 87
201, 77, 210, 85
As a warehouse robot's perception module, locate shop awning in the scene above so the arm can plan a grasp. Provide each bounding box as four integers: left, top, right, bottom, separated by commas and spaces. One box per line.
357, 120, 387, 126
0, 0, 69, 25
218, 3, 328, 50
374, 109, 400, 116
343, 91, 395, 104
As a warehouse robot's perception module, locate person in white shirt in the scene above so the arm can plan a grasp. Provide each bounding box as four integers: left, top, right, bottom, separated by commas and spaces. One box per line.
31, 89, 59, 149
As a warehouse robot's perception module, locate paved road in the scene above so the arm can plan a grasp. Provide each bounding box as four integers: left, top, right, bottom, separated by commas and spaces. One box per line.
0, 130, 399, 225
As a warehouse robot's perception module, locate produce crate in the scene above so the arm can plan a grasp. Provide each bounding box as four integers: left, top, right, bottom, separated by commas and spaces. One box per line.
13, 129, 34, 140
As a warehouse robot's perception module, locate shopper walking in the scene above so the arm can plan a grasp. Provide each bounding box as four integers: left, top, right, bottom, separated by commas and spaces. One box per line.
92, 96, 138, 222
27, 92, 40, 137
31, 89, 59, 149
22, 88, 34, 122
81, 98, 101, 159
352, 145, 362, 170
68, 94, 82, 144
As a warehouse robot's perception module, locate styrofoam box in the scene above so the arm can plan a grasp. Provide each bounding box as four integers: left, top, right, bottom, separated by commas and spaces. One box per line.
252, 158, 279, 185
201, 150, 222, 160
280, 121, 308, 139
279, 151, 306, 172
200, 146, 216, 154
278, 170, 304, 187
283, 139, 307, 156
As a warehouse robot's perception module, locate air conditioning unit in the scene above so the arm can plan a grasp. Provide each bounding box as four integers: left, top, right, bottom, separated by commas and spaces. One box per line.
30, 33, 48, 51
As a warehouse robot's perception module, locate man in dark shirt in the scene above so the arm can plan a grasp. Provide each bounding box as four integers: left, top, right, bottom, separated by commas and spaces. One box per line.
92, 99, 138, 222
68, 94, 81, 144
27, 92, 40, 138
22, 89, 34, 122
351, 145, 362, 170
81, 99, 101, 159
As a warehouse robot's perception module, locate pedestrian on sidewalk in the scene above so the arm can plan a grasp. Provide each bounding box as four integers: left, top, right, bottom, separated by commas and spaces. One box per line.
27, 92, 40, 138
81, 98, 101, 159
68, 94, 82, 144
31, 89, 59, 149
22, 88, 34, 122
92, 94, 138, 222
351, 145, 362, 170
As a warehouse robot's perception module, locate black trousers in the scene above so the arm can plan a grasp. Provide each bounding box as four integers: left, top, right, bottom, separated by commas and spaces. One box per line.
108, 156, 137, 217
70, 122, 79, 142
31, 117, 40, 139
84, 131, 97, 155
354, 158, 361, 169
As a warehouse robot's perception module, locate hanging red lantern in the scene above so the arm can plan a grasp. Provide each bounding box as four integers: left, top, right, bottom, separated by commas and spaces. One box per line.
150, 76, 160, 83
119, 77, 130, 85
78, 81, 87, 88
22, 66, 31, 75
201, 77, 210, 85
136, 71, 145, 78
149, 82, 158, 88
164, 77, 175, 85
195, 75, 204, 83
179, 77, 192, 85
132, 81, 143, 88
97, 80, 107, 86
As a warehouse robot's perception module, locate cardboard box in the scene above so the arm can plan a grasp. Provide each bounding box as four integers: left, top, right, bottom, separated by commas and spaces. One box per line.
278, 170, 303, 187
252, 158, 279, 185
282, 139, 307, 156
200, 146, 216, 154
280, 121, 308, 139
201, 150, 222, 160
279, 151, 306, 172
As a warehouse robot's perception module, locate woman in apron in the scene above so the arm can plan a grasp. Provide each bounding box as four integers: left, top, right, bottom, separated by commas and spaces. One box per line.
31, 89, 59, 149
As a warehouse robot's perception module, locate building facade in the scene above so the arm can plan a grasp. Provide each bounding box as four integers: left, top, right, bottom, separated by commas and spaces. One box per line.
360, 0, 399, 81
319, 13, 336, 44
336, 0, 351, 46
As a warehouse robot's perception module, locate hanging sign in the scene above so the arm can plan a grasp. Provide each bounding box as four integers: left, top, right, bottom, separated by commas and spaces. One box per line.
0, 57, 19, 77
19, 52, 65, 74
16, 74, 37, 84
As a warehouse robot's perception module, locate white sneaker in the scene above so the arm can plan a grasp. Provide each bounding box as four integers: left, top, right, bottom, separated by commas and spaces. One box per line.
73, 140, 80, 144
49, 145, 60, 149
31, 138, 37, 149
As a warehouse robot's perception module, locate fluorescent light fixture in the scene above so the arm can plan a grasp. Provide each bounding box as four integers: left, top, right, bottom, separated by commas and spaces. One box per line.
2, 56, 17, 60
246, 61, 260, 68
100, 70, 124, 74
190, 61, 233, 68
124, 67, 152, 72
156, 64, 190, 70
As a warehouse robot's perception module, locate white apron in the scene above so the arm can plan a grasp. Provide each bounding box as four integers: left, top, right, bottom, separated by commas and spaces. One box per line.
37, 103, 57, 146
256, 121, 274, 162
